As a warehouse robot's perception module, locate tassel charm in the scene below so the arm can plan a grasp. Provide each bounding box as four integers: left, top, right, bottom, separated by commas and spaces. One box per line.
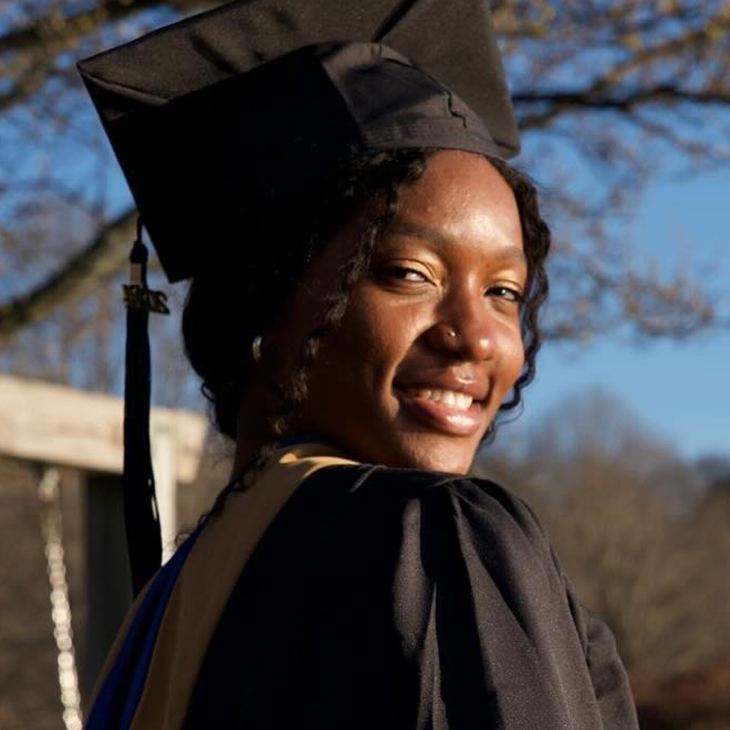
122, 219, 170, 315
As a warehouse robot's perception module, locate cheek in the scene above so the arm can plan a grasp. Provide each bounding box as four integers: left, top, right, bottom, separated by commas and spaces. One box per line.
503, 329, 526, 391
313, 296, 423, 398
491, 320, 525, 399
324, 304, 403, 382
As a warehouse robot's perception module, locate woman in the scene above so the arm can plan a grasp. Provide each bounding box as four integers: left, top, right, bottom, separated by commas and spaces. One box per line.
80, 1, 639, 728
187, 149, 539, 476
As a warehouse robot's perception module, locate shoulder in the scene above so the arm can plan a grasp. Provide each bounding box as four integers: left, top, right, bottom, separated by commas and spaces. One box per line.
308, 461, 545, 522
295, 463, 555, 567
305, 461, 532, 506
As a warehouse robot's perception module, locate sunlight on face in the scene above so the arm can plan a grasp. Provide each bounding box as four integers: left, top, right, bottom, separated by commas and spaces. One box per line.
287, 151, 526, 473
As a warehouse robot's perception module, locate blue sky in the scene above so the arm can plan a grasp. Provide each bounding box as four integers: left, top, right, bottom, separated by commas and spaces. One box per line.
506, 167, 730, 461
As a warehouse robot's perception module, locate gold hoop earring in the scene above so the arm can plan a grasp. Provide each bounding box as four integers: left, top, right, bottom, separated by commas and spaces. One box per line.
251, 335, 263, 364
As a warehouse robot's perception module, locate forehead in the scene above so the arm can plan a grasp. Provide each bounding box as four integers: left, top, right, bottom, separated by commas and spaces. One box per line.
387, 151, 524, 261
302, 151, 524, 284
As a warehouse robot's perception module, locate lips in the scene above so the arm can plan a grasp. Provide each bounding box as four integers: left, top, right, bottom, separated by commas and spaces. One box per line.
394, 384, 488, 437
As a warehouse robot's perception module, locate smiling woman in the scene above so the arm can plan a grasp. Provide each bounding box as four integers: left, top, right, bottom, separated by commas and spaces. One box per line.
275, 152, 529, 474
77, 1, 638, 728
186, 150, 547, 477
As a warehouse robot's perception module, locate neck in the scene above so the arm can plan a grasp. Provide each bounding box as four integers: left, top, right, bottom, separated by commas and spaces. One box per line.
230, 384, 277, 480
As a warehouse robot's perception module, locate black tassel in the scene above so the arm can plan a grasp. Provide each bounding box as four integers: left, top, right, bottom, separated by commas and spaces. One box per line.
122, 218, 167, 597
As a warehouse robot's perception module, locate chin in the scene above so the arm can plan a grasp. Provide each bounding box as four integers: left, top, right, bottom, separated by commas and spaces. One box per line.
414, 451, 474, 475
320, 423, 481, 475
383, 435, 479, 475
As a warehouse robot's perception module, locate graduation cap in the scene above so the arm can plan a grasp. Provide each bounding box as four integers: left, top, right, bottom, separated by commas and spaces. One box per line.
78, 0, 519, 282
77, 0, 520, 594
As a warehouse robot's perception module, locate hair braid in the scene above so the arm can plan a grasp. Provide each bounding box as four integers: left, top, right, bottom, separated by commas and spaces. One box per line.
263, 218, 389, 446
258, 154, 428, 460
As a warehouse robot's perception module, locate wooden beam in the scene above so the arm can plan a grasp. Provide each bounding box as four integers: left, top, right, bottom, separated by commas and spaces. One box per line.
0, 373, 206, 482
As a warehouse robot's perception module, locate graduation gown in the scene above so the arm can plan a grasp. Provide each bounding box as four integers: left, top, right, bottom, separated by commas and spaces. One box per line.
85, 442, 638, 730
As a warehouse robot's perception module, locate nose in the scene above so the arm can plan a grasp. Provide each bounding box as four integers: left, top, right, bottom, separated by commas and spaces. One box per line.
425, 290, 496, 361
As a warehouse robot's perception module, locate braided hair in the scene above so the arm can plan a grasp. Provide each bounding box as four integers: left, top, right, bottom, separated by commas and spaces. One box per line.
182, 149, 550, 464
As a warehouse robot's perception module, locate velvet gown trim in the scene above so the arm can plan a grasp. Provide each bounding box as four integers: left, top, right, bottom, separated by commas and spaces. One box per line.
84, 442, 357, 730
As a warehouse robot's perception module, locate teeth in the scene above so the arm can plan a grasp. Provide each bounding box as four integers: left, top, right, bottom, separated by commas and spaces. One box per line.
414, 388, 474, 411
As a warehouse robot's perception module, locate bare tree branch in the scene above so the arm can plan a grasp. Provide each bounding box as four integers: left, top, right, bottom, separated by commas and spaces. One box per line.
0, 0, 169, 56
517, 85, 730, 130
0, 60, 53, 114
0, 209, 135, 349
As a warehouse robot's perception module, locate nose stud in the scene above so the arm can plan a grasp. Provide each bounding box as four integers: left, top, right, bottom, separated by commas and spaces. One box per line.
428, 321, 493, 360
428, 322, 462, 350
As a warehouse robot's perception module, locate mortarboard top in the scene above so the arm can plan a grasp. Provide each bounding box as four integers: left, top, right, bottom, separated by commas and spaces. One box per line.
78, 0, 520, 283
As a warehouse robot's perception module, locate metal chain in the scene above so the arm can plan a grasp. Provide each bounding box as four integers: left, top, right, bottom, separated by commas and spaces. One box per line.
38, 467, 83, 730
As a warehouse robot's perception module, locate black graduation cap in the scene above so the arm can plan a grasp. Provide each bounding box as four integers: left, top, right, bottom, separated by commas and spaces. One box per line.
77, 0, 520, 595
78, 0, 519, 283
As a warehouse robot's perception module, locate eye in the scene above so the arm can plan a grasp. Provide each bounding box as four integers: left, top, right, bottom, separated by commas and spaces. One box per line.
376, 264, 433, 285
391, 266, 428, 282
486, 285, 524, 304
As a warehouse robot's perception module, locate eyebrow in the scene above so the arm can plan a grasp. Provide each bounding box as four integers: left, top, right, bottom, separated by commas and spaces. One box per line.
387, 221, 527, 265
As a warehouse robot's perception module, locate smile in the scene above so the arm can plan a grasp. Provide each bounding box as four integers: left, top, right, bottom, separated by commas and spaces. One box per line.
411, 388, 473, 411
395, 387, 487, 437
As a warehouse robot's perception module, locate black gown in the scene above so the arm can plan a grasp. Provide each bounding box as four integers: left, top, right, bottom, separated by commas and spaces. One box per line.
86, 444, 639, 730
